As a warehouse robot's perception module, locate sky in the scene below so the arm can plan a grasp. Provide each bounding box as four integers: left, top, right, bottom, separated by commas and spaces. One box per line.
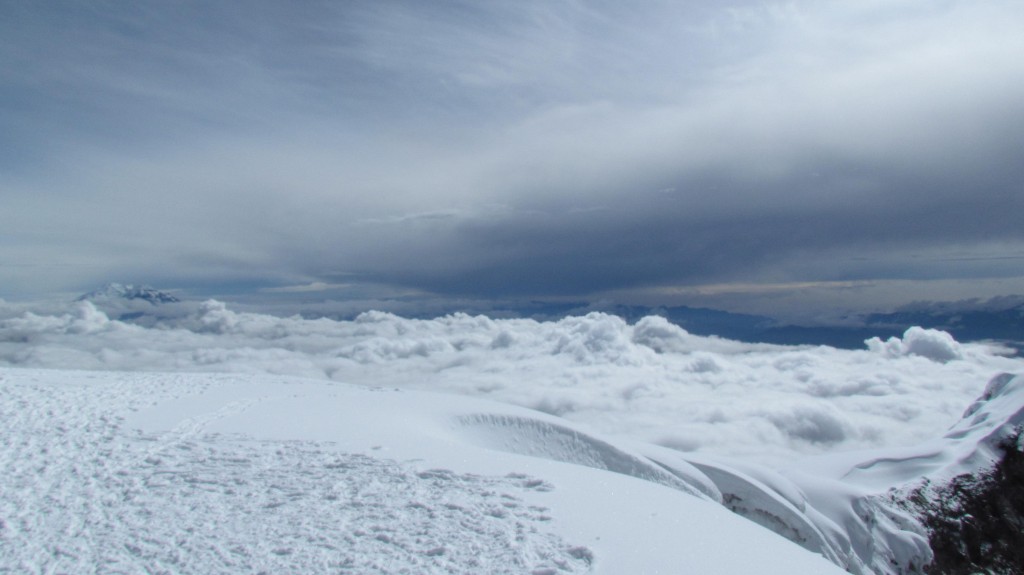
3, 0, 1024, 319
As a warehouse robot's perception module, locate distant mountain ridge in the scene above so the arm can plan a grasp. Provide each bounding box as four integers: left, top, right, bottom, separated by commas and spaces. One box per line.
73, 283, 1022, 352
584, 300, 1023, 351
865, 298, 1024, 349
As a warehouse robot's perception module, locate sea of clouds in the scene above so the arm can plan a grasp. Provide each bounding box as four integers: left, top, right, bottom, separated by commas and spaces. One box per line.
2, 298, 1021, 465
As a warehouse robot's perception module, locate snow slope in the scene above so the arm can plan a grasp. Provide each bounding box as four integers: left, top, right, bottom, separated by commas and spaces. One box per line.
795, 372, 1024, 492
0, 368, 846, 574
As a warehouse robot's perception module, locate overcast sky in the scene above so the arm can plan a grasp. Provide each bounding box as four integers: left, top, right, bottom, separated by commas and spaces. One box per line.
3, 0, 1023, 317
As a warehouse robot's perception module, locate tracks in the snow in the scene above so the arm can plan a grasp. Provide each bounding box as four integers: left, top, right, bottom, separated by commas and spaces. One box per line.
0, 371, 593, 574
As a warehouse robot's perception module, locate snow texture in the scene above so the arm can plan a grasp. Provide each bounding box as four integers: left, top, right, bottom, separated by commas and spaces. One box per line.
0, 368, 846, 574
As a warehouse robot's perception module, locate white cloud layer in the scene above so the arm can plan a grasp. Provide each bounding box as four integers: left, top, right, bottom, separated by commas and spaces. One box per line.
866, 326, 964, 363
2, 300, 1020, 465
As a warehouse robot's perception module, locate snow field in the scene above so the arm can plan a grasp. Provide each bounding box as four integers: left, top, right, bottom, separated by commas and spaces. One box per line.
0, 368, 848, 574
0, 371, 591, 574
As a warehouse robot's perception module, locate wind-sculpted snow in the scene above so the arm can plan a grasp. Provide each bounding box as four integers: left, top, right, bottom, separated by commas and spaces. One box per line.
640, 452, 933, 575
1, 299, 1021, 465
457, 413, 710, 498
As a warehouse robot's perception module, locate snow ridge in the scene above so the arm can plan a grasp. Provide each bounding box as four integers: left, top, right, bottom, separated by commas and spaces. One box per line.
457, 413, 933, 574
458, 413, 711, 499
834, 372, 1024, 489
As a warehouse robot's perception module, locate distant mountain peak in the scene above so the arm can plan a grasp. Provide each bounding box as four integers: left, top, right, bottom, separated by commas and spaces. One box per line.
77, 283, 180, 305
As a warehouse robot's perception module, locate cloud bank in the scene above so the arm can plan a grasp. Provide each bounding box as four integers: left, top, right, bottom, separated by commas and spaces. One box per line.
2, 1, 1023, 308
2, 299, 1020, 465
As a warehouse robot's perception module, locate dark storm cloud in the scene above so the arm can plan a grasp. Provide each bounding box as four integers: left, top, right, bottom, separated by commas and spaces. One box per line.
348, 157, 1018, 301
1, 0, 1023, 305
346, 148, 1024, 297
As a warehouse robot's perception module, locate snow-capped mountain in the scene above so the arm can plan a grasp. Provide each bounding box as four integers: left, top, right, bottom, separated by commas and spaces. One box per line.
73, 283, 190, 326
77, 283, 181, 305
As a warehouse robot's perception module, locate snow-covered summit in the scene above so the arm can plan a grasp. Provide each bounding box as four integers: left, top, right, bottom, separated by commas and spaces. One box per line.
72, 283, 188, 325
77, 283, 180, 305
